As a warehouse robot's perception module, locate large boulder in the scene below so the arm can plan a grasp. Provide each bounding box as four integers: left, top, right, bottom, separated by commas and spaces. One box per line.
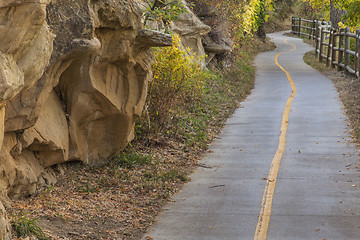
57, 0, 154, 164
170, 0, 211, 58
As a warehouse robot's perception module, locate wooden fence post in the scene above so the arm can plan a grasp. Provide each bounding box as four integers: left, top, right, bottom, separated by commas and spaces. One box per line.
312, 20, 316, 39
294, 17, 359, 77
331, 29, 337, 68
338, 28, 344, 72
319, 26, 325, 62
344, 27, 350, 74
356, 29, 360, 77
315, 21, 320, 58
326, 29, 333, 67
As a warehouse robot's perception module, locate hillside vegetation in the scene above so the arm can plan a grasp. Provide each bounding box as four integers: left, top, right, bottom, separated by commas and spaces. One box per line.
295, 0, 360, 29
8, 1, 291, 239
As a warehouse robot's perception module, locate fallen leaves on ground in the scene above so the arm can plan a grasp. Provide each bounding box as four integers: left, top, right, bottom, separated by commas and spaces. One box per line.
9, 143, 203, 240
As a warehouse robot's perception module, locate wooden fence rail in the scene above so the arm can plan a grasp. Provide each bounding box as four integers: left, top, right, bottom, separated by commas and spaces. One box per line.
292, 17, 360, 78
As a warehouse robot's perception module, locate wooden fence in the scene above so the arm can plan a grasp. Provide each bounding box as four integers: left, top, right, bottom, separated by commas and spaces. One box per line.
291, 17, 360, 78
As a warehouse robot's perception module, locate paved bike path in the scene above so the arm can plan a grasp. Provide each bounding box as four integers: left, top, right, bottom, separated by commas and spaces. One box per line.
142, 32, 360, 240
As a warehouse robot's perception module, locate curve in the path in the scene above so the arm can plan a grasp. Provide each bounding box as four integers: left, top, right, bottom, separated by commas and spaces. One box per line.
142, 32, 360, 240
254, 39, 297, 240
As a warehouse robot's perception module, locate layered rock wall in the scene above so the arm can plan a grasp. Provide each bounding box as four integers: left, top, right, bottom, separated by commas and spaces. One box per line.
0, 0, 214, 238
0, 0, 168, 237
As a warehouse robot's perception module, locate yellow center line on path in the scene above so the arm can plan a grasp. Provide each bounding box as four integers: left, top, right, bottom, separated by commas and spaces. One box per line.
254, 39, 297, 240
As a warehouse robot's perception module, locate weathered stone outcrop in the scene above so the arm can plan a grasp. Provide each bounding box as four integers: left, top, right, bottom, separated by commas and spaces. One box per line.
0, 201, 11, 240
58, 0, 154, 164
0, 0, 174, 236
170, 0, 211, 58
141, 0, 211, 64
190, 0, 234, 68
135, 30, 173, 48
0, 0, 163, 185
0, 0, 216, 237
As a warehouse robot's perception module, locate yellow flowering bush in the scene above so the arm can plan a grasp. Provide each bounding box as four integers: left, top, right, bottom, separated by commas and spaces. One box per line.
147, 34, 208, 128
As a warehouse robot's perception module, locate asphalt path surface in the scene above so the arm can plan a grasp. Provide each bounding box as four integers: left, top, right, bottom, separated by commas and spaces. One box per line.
142, 31, 360, 240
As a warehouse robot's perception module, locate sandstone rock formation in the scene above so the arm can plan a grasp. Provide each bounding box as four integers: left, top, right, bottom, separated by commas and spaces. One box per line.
0, 0, 173, 237
0, 0, 214, 237
170, 0, 211, 58
141, 0, 211, 62
191, 0, 234, 68
0, 201, 11, 240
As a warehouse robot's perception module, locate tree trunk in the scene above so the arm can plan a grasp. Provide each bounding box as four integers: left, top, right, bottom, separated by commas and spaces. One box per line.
257, 24, 266, 41
256, 0, 266, 41
330, 0, 346, 29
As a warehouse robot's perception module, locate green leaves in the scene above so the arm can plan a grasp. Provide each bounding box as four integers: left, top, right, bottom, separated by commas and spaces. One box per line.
193, 0, 273, 43
339, 0, 360, 28
302, 0, 360, 28
11, 210, 48, 240
143, 0, 188, 28
147, 34, 207, 129
112, 150, 153, 169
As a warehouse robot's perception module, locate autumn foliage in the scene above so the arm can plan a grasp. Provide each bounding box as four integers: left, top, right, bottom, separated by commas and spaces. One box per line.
190, 0, 273, 42
300, 0, 360, 28
146, 35, 208, 129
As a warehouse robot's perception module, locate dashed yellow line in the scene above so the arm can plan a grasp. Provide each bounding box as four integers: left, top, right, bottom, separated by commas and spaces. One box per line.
254, 39, 297, 240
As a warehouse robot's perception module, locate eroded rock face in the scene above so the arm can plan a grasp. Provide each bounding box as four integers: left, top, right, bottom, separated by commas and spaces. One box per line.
1, 0, 54, 129
1, 0, 158, 187
0, 201, 11, 240
0, 1, 54, 234
22, 90, 69, 167
58, 0, 154, 164
0, 0, 165, 236
170, 0, 211, 58
190, 1, 234, 68
0, 0, 214, 237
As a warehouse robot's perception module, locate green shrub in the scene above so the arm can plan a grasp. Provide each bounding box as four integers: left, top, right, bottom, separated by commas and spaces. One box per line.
135, 34, 262, 151
143, 0, 188, 29
11, 210, 48, 240
111, 150, 153, 169
147, 34, 208, 129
